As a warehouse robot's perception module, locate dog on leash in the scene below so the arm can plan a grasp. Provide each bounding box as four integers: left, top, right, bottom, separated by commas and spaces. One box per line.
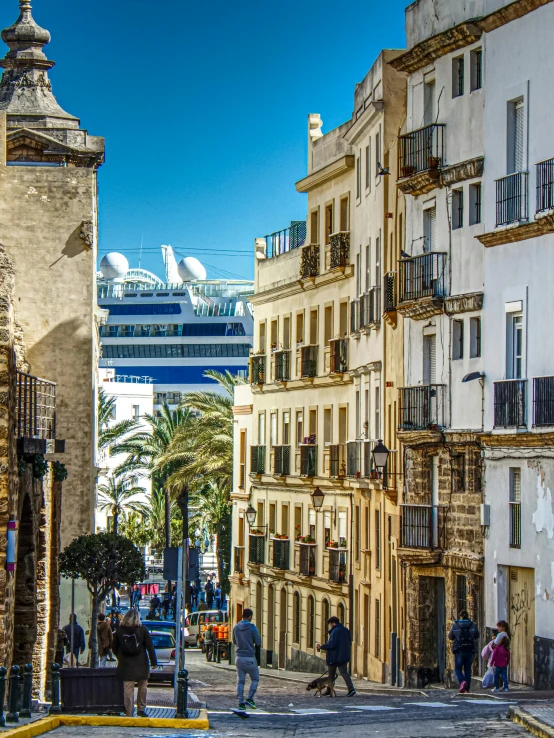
306, 674, 336, 697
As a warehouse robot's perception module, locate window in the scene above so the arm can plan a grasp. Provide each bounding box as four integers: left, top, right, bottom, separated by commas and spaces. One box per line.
509, 468, 522, 548
258, 412, 266, 445
310, 210, 319, 243
456, 575, 467, 614
337, 602, 345, 623
423, 78, 436, 126
355, 505, 361, 561
470, 317, 481, 358
387, 516, 392, 582
108, 303, 181, 316
283, 411, 290, 445
423, 334, 437, 384
307, 596, 315, 649
323, 408, 331, 445
340, 197, 349, 232
132, 404, 140, 419
507, 311, 523, 379
375, 599, 381, 658
102, 343, 252, 359
469, 183, 482, 225
356, 251, 362, 297
452, 454, 466, 493
508, 99, 524, 174
239, 430, 246, 489
365, 143, 371, 190
365, 243, 371, 291
296, 311, 304, 346
375, 130, 381, 175
293, 592, 301, 643
356, 155, 361, 199
309, 508, 316, 540
324, 510, 331, 546
453, 319, 464, 360
321, 599, 330, 640
325, 203, 333, 244
452, 56, 464, 98
270, 412, 277, 447
423, 206, 436, 251
452, 189, 463, 229
296, 411, 303, 447
324, 305, 333, 345
364, 506, 370, 549
375, 235, 381, 290
375, 509, 381, 570
375, 386, 380, 438
470, 49, 483, 92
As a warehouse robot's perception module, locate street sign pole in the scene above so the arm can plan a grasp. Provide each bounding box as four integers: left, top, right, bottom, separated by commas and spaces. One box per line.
173, 547, 183, 702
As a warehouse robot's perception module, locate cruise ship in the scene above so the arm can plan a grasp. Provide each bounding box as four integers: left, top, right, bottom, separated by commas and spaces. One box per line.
97, 246, 254, 409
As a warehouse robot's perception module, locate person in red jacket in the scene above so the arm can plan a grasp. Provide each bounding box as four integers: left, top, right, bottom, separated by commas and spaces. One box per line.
490, 620, 511, 692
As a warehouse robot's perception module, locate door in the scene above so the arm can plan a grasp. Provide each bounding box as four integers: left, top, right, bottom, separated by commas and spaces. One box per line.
435, 578, 446, 682
364, 593, 370, 678
423, 335, 437, 385
267, 586, 275, 665
509, 567, 535, 685
279, 588, 287, 669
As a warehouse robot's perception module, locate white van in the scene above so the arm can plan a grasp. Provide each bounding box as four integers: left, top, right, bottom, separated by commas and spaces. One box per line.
185, 610, 228, 647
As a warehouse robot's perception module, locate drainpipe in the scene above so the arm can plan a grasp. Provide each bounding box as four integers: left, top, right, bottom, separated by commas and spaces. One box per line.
349, 491, 354, 675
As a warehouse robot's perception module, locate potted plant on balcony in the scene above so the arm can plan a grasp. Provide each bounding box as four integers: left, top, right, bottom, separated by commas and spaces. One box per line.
370, 469, 380, 480
427, 156, 441, 170
298, 534, 316, 545
273, 533, 289, 540
401, 164, 416, 177
249, 528, 265, 536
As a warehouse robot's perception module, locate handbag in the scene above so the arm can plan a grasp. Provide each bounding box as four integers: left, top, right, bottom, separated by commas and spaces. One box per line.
482, 666, 495, 689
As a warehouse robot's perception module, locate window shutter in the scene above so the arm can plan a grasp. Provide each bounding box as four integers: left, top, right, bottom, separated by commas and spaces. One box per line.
423, 334, 437, 384
514, 102, 524, 172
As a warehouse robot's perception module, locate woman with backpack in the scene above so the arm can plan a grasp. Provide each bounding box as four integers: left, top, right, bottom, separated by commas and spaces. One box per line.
448, 610, 480, 694
112, 609, 158, 717
490, 620, 511, 692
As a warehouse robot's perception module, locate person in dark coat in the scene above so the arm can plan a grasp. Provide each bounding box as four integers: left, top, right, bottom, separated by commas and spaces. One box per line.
205, 579, 214, 609
448, 609, 480, 694
63, 615, 85, 663
112, 608, 157, 717
317, 616, 356, 696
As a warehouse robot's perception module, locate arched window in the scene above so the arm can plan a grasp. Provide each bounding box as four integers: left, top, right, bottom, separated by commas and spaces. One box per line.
321, 598, 330, 641
256, 581, 263, 637
307, 595, 315, 649
293, 591, 301, 644
338, 601, 346, 624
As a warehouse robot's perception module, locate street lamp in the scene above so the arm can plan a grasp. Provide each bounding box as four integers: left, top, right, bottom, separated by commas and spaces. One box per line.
372, 440, 390, 472
311, 487, 325, 510
245, 504, 257, 526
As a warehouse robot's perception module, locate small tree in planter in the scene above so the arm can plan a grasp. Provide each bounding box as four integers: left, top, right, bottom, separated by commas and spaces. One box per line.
59, 533, 144, 668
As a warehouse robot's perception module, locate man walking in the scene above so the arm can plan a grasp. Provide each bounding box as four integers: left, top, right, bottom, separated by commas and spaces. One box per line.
232, 608, 261, 710
63, 615, 85, 664
448, 609, 480, 693
317, 616, 356, 697
96, 613, 113, 667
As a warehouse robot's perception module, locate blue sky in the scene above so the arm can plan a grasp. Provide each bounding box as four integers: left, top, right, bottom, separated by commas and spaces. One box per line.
0, 0, 408, 281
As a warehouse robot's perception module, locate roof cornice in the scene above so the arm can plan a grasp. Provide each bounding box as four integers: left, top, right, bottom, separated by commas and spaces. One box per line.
295, 155, 355, 194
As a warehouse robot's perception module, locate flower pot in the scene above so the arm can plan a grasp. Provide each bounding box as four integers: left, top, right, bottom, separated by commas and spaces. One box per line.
427, 156, 440, 170
401, 165, 416, 177
59, 668, 125, 714
370, 470, 380, 480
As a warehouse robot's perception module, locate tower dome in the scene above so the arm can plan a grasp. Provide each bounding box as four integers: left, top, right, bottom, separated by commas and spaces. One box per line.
178, 257, 207, 282
100, 253, 129, 281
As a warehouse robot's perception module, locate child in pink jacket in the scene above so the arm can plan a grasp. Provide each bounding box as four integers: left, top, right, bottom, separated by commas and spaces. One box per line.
490, 620, 511, 692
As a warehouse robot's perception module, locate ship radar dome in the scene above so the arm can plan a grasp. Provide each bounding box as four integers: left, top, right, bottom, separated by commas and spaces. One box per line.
177, 256, 207, 282
100, 252, 129, 280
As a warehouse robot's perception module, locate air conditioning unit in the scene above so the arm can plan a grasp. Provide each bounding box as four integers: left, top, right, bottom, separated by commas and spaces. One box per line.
480, 503, 490, 527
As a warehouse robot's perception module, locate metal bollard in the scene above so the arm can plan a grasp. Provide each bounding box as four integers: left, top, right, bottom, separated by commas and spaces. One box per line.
50, 663, 61, 714
6, 665, 20, 723
175, 668, 189, 719
0, 666, 7, 727
19, 664, 33, 718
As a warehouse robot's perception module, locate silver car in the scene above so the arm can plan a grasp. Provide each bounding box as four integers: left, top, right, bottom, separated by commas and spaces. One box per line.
148, 630, 176, 683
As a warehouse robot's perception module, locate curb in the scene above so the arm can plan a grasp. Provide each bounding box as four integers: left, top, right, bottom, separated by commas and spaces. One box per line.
509, 706, 554, 738
0, 710, 210, 736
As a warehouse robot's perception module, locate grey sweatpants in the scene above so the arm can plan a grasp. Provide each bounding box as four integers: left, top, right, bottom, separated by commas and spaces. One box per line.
236, 655, 260, 703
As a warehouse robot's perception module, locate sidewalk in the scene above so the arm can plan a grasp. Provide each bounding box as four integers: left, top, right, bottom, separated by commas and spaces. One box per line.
510, 703, 554, 737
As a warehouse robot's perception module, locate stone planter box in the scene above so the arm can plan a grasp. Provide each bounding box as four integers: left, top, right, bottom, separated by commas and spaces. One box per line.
60, 668, 125, 714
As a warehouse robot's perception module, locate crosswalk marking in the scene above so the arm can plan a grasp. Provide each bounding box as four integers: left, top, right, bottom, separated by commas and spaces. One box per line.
345, 705, 403, 711
290, 708, 340, 714
406, 702, 454, 708
464, 699, 515, 705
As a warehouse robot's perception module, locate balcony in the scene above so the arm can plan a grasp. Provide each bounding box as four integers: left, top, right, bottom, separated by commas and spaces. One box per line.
328, 548, 348, 584
361, 287, 381, 328
265, 221, 306, 258
346, 440, 362, 477
329, 339, 348, 374
534, 376, 554, 426
350, 299, 361, 334
399, 385, 446, 431
16, 371, 59, 454
329, 444, 346, 478
300, 345, 318, 378
250, 355, 266, 385
496, 172, 528, 227
494, 380, 527, 428
234, 546, 245, 574
397, 124, 446, 196
537, 159, 554, 214
273, 445, 291, 476
400, 504, 445, 550
248, 534, 265, 565
274, 350, 291, 382
300, 445, 317, 477
384, 272, 397, 313
398, 252, 447, 320
300, 244, 320, 279
250, 445, 266, 474
330, 231, 350, 269
272, 538, 290, 570
298, 543, 316, 577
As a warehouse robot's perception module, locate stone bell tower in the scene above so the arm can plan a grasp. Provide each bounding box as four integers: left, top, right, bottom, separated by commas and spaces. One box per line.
0, 0, 105, 646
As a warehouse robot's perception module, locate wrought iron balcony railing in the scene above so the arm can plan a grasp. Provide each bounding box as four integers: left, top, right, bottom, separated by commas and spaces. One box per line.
350, 298, 360, 333
361, 287, 381, 327
400, 504, 445, 550
537, 159, 554, 214
329, 338, 348, 373
273, 445, 291, 476
329, 444, 346, 478
399, 252, 446, 303
274, 349, 291, 381
330, 231, 350, 269
399, 385, 446, 431
384, 271, 396, 312
398, 124, 446, 178
494, 380, 527, 428
272, 538, 290, 570
534, 376, 554, 426
346, 440, 363, 477
249, 534, 265, 565
234, 546, 245, 574
250, 355, 266, 385
299, 543, 316, 576
328, 548, 347, 584
250, 445, 266, 474
300, 244, 320, 278
265, 221, 306, 258
300, 445, 317, 477
496, 172, 528, 227
16, 371, 56, 441
300, 345, 318, 378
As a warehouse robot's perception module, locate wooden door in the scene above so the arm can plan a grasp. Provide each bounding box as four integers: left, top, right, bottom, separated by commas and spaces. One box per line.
279, 588, 287, 669
268, 586, 275, 663
364, 593, 370, 678
509, 567, 535, 685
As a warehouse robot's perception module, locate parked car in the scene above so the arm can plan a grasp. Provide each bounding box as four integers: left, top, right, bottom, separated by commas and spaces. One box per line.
184, 610, 228, 647
144, 620, 189, 648
148, 630, 176, 683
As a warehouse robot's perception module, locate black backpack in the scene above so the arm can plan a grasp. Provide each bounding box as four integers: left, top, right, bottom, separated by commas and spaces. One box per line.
457, 622, 475, 652
120, 630, 142, 657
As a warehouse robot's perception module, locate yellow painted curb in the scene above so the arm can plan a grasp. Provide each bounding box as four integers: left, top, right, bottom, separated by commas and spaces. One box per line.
0, 709, 209, 735
509, 706, 554, 738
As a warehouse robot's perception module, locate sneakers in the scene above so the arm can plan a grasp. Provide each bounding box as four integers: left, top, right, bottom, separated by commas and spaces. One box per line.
245, 699, 257, 709
492, 688, 501, 693
136, 711, 148, 718
347, 690, 357, 697
238, 703, 246, 710
458, 681, 468, 694
503, 687, 510, 692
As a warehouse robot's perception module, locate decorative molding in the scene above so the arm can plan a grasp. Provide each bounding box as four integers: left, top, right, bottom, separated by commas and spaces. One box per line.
481, 431, 554, 448
477, 212, 554, 248
397, 168, 441, 196
390, 21, 482, 74
397, 429, 444, 447
232, 404, 253, 416
250, 264, 354, 305
445, 292, 484, 315
397, 296, 444, 320
441, 157, 484, 187
441, 553, 484, 574
479, 0, 554, 32
296, 155, 355, 194
397, 548, 442, 565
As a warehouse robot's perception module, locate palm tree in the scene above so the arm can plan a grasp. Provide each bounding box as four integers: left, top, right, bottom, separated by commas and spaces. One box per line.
189, 480, 232, 591
97, 472, 148, 535
98, 389, 139, 455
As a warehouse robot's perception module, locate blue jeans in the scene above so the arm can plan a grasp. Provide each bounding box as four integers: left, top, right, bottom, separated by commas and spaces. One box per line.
454, 652, 475, 690
494, 666, 508, 689
236, 656, 260, 704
